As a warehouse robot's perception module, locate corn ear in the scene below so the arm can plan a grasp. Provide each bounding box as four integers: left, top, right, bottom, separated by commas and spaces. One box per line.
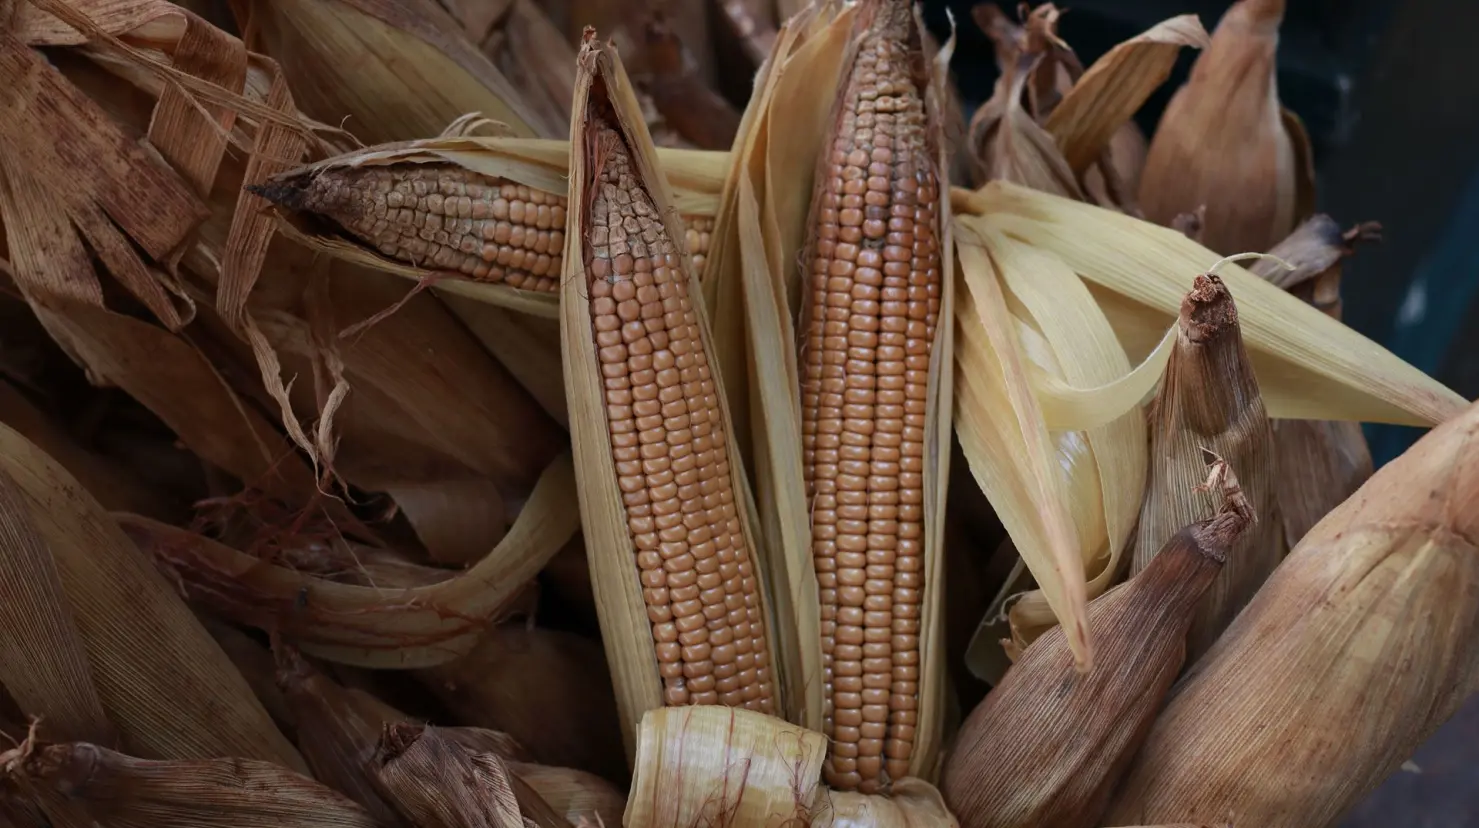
963, 181, 1466, 427
560, 31, 778, 760
943, 460, 1253, 828
1107, 398, 1479, 828
1137, 0, 1310, 254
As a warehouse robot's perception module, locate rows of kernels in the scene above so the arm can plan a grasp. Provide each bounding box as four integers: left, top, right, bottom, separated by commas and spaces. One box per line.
684, 215, 714, 278
799, 0, 939, 794
585, 123, 775, 714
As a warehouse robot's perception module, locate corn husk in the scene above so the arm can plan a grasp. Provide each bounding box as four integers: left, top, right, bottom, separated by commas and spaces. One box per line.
1250, 216, 1380, 547
465, 0, 580, 141
1138, 0, 1312, 254
0, 422, 303, 768
696, 2, 851, 731
506, 762, 627, 828
943, 460, 1253, 828
112, 452, 579, 668
1131, 273, 1280, 659
963, 182, 1466, 427
634, 15, 744, 151
237, 0, 558, 140
417, 624, 626, 781
201, 617, 295, 730
559, 31, 778, 759
0, 738, 372, 828
1106, 398, 1479, 828
715, 0, 780, 67
370, 722, 545, 828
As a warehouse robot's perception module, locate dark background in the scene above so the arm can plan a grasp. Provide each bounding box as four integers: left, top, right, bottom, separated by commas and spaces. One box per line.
921, 0, 1479, 825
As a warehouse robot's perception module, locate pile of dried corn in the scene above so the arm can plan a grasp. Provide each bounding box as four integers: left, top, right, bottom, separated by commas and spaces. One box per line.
0, 0, 1472, 827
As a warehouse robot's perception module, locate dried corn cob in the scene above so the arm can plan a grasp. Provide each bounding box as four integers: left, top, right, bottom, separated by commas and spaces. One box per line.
798, 0, 943, 793
254, 165, 714, 291
583, 115, 775, 713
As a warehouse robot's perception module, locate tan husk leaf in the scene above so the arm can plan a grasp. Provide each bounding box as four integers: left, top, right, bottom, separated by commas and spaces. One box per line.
968, 47, 1083, 199
471, 0, 580, 144
370, 722, 538, 828
417, 624, 626, 781
1131, 273, 1280, 660
1251, 215, 1378, 547
0, 738, 375, 828
506, 762, 627, 828
1107, 398, 1479, 828
1045, 15, 1209, 174
943, 460, 1254, 828
200, 617, 294, 729
0, 423, 303, 768
234, 0, 557, 140
1137, 0, 1309, 255
112, 452, 579, 668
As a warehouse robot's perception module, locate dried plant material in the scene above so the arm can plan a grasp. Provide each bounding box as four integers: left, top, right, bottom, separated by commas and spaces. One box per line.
636, 14, 743, 151
438, 298, 568, 426
967, 38, 1082, 198
716, 0, 780, 66
257, 136, 726, 316
626, 706, 827, 828
944, 460, 1254, 828
0, 423, 303, 768
560, 32, 777, 759
275, 645, 411, 826
370, 722, 534, 828
474, 0, 580, 144
794, 0, 954, 790
964, 182, 1467, 427
0, 738, 376, 828
955, 220, 1147, 663
0, 460, 117, 747
238, 0, 558, 140
442, 727, 532, 762
418, 625, 626, 781
1045, 16, 1209, 174
1131, 273, 1278, 659
507, 762, 626, 828
953, 227, 1089, 670
818, 777, 957, 828
1251, 216, 1380, 547
114, 452, 579, 668
1107, 399, 1479, 828
700, 0, 857, 736
1138, 0, 1310, 255
200, 617, 294, 729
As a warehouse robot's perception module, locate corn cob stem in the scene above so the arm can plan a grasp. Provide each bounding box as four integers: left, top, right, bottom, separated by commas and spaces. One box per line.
253, 166, 715, 291
584, 113, 775, 713
800, 0, 942, 793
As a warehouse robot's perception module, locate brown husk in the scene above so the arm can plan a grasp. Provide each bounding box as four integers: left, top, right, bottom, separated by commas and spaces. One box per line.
1107, 398, 1479, 828
370, 722, 542, 828
942, 462, 1254, 828
1131, 273, 1280, 661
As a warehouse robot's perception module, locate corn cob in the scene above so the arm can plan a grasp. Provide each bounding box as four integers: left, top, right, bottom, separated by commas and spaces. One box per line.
799, 0, 942, 793
253, 165, 714, 291
584, 115, 775, 713
685, 214, 715, 278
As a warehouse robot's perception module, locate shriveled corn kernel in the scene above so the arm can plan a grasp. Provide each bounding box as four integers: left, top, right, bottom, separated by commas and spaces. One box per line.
585, 119, 775, 714
799, 0, 941, 794
256, 163, 713, 291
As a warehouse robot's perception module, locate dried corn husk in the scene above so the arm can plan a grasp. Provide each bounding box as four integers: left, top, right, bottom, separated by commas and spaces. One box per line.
370, 722, 543, 828
559, 32, 778, 758
201, 617, 295, 730
955, 215, 1148, 665
417, 624, 626, 781
468, 0, 580, 142
0, 423, 303, 768
276, 645, 411, 826
1106, 398, 1479, 828
697, 2, 853, 732
1138, 0, 1312, 254
715, 0, 780, 66
963, 182, 1466, 427
237, 0, 558, 140
0, 738, 372, 828
1251, 216, 1380, 547
507, 762, 627, 828
633, 15, 743, 151
113, 452, 579, 668
943, 460, 1254, 828
1131, 273, 1279, 659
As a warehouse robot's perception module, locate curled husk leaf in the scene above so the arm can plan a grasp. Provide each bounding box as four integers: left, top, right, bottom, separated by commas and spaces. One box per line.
1138, 0, 1312, 254
943, 461, 1255, 828
1131, 273, 1280, 660
1107, 398, 1479, 828
370, 723, 539, 828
